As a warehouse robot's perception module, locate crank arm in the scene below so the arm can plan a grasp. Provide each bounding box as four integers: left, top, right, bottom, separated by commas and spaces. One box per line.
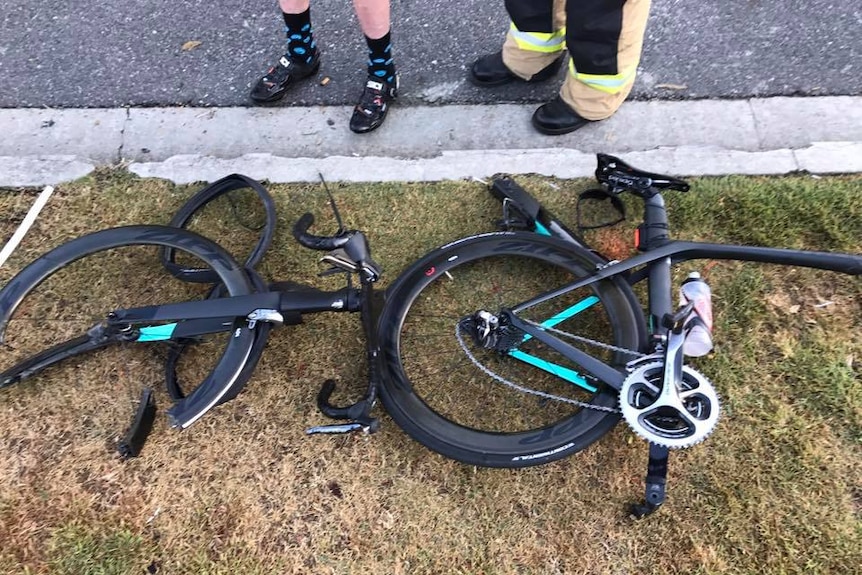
629, 443, 669, 519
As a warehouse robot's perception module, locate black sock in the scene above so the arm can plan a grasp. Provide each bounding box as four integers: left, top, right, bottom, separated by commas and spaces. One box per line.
365, 31, 396, 84
282, 9, 315, 64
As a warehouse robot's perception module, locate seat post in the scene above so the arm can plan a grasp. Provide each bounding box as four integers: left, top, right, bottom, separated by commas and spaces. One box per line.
641, 192, 670, 249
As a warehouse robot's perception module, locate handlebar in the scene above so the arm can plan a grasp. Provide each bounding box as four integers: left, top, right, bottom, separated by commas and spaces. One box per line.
292, 213, 352, 251
292, 213, 382, 283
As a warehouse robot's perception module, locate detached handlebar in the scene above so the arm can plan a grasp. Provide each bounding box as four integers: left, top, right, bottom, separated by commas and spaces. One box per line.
292, 213, 382, 283
292, 213, 352, 251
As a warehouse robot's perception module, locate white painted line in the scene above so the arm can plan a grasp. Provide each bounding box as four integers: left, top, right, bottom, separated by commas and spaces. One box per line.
0, 185, 55, 268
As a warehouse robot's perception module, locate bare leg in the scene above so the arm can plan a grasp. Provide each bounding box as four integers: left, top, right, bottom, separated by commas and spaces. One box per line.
249, 0, 318, 103
352, 0, 391, 39
278, 0, 310, 13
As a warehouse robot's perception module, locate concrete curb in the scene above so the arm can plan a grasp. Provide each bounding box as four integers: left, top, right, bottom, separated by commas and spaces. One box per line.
1, 96, 861, 186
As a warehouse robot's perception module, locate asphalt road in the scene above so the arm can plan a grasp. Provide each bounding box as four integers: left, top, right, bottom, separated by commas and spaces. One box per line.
1, 0, 860, 109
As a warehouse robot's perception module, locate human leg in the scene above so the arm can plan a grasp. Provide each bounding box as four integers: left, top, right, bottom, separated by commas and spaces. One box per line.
250, 0, 321, 103
501, 0, 566, 80
349, 0, 397, 133
352, 0, 390, 39
559, 0, 651, 121
278, 0, 317, 65
354, 0, 396, 83
470, 0, 565, 86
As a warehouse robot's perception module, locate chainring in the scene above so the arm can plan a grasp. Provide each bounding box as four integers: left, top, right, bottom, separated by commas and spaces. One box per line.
620, 361, 720, 449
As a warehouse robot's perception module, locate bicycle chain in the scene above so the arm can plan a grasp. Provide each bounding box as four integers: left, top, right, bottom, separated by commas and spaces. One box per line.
455, 321, 645, 414
520, 318, 647, 359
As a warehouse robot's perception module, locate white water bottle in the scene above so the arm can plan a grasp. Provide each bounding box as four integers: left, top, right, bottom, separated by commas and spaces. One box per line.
679, 272, 714, 357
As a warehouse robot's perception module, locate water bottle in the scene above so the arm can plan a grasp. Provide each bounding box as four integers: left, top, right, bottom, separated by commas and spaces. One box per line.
679, 272, 714, 356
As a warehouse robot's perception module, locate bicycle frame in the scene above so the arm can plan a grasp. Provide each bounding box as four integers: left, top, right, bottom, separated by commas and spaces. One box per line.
489, 170, 862, 517
109, 280, 382, 432
503, 189, 862, 392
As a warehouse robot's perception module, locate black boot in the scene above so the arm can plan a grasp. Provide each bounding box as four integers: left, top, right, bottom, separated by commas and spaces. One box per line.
250, 48, 321, 103
469, 51, 564, 87
531, 96, 592, 135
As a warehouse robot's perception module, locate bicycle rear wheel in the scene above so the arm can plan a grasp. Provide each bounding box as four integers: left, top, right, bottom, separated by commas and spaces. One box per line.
0, 225, 257, 432
378, 232, 646, 467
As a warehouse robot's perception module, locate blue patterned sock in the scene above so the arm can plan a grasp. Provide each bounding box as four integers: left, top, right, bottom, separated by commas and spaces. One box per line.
282, 9, 315, 64
365, 31, 395, 84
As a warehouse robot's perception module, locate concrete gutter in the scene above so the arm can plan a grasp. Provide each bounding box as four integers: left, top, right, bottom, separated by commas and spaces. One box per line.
1, 96, 861, 186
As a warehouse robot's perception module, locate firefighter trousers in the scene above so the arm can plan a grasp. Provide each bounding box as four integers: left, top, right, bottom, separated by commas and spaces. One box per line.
502, 0, 651, 120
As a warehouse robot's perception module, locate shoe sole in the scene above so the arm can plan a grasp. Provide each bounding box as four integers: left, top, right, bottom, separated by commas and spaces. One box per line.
350, 109, 389, 134
349, 122, 384, 134
468, 73, 520, 88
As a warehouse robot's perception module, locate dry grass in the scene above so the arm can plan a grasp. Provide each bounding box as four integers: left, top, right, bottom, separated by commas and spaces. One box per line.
0, 170, 860, 575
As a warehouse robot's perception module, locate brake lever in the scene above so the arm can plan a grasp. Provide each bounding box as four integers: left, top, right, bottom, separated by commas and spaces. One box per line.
318, 242, 382, 283
320, 248, 361, 274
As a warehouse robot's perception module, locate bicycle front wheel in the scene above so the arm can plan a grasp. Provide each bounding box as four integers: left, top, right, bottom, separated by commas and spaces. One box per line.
378, 232, 646, 467
0, 225, 258, 432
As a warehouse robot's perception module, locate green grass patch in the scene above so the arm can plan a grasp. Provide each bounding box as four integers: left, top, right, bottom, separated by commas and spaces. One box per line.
47, 524, 155, 575
0, 170, 860, 575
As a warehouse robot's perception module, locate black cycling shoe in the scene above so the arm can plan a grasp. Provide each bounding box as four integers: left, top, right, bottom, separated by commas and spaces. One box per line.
531, 96, 592, 135
469, 51, 564, 87
250, 48, 321, 103
349, 76, 398, 134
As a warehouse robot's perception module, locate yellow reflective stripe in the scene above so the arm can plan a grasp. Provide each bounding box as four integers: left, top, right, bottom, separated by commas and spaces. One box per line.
569, 60, 637, 94
510, 22, 565, 54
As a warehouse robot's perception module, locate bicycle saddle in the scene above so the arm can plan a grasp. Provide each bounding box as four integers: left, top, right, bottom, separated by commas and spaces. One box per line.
595, 153, 690, 196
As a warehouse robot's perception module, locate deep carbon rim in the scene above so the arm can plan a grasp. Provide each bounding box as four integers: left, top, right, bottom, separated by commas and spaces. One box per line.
378, 232, 646, 467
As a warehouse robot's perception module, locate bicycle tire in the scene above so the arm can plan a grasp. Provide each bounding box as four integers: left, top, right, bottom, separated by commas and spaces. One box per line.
378, 232, 647, 467
163, 265, 272, 406
0, 225, 257, 429
160, 173, 277, 283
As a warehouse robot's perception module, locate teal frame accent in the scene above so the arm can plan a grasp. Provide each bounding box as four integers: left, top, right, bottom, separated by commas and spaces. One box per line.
534, 221, 552, 236
508, 349, 597, 392
507, 295, 601, 393
137, 323, 178, 342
